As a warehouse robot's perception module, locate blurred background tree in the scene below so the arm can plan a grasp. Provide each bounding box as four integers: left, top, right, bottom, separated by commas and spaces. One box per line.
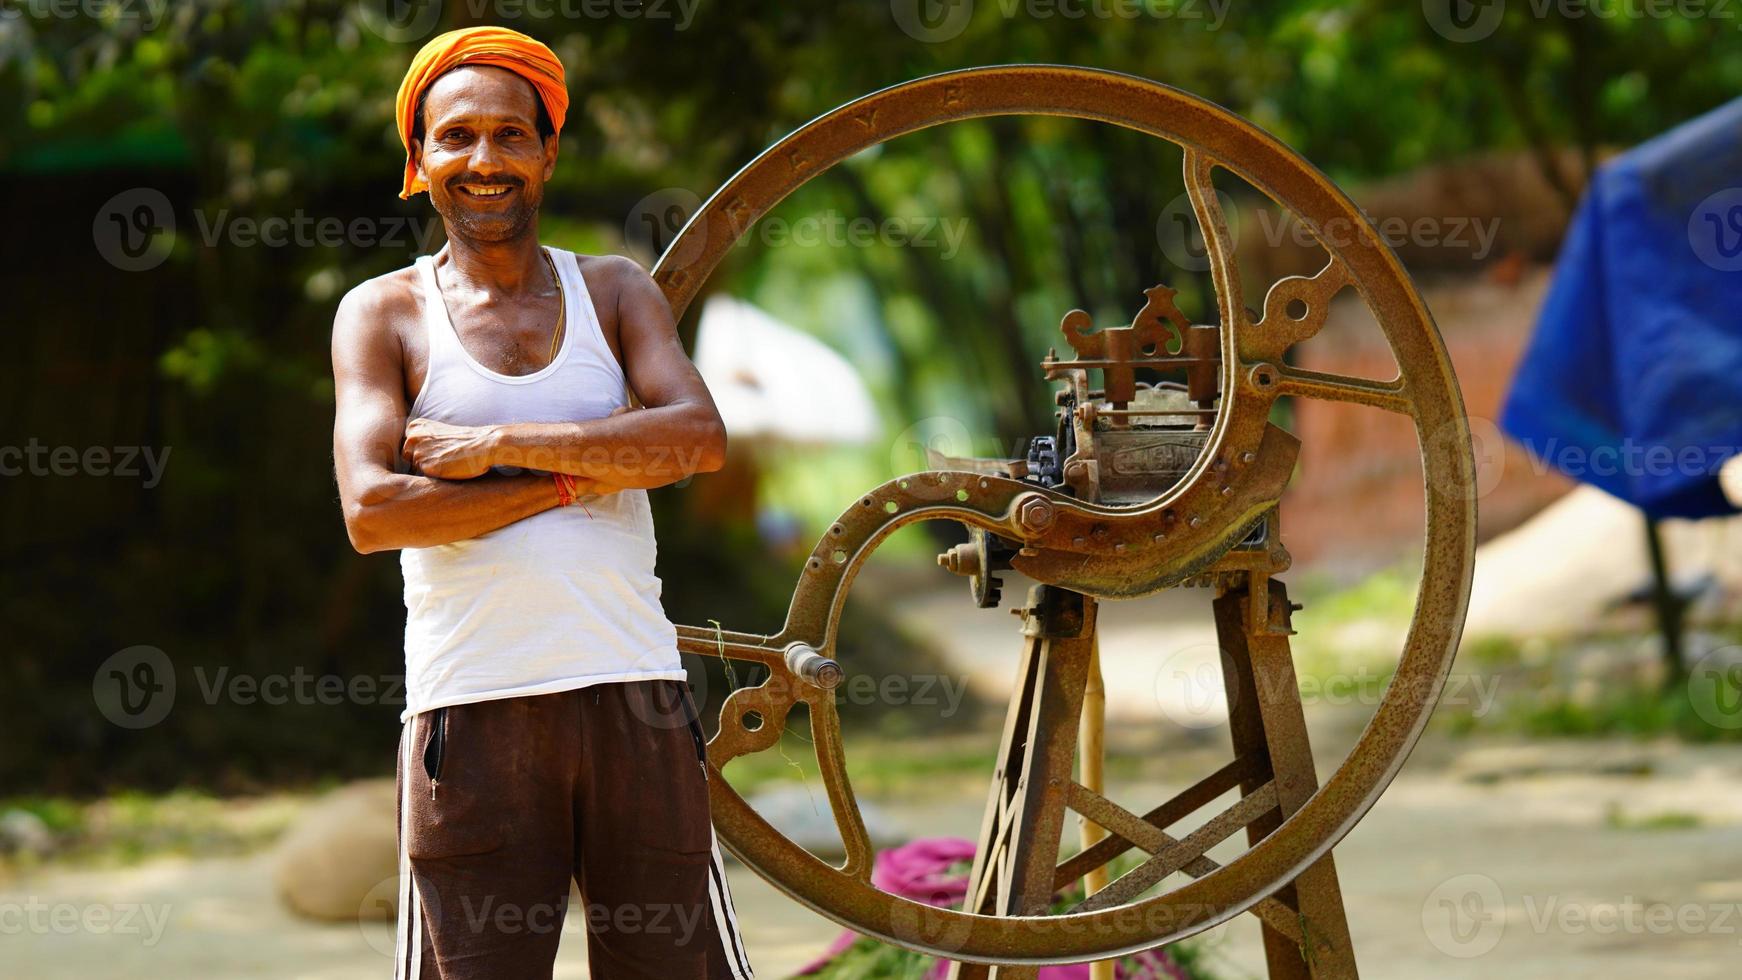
2, 0, 1738, 793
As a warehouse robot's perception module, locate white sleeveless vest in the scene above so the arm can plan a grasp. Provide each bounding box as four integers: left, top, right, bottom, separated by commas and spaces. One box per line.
397, 245, 684, 722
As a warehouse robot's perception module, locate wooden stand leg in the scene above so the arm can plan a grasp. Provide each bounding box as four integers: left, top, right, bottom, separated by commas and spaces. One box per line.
1215, 580, 1359, 979
1079, 638, 1116, 980
948, 586, 1099, 980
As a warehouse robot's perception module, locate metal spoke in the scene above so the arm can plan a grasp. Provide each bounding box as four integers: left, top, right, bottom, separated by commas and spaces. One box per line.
1183, 150, 1244, 334
704, 680, 798, 769
806, 692, 875, 882
675, 625, 786, 669
1274, 368, 1411, 415
1247, 257, 1354, 361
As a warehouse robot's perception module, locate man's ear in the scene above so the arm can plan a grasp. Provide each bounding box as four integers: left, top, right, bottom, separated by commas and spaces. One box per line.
412, 141, 426, 187
542, 132, 559, 183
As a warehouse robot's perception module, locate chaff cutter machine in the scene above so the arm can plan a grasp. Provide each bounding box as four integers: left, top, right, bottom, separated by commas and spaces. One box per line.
653, 66, 1476, 979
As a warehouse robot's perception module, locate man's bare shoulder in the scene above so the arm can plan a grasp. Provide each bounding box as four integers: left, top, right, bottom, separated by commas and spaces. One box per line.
574, 252, 659, 310
336, 265, 421, 329
333, 264, 423, 353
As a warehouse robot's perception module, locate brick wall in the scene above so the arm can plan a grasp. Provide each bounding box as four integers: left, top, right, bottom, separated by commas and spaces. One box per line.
1279, 266, 1573, 571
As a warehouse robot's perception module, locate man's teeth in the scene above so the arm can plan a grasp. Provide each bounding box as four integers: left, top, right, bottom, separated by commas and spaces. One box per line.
461, 185, 511, 197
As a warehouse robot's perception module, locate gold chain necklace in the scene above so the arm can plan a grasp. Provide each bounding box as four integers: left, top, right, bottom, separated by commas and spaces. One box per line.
542, 247, 566, 364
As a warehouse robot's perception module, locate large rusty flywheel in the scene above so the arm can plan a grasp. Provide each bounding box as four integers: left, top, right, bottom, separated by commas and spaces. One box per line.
652, 66, 1476, 970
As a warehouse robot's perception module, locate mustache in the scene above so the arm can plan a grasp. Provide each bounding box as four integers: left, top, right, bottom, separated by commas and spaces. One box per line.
447, 176, 524, 189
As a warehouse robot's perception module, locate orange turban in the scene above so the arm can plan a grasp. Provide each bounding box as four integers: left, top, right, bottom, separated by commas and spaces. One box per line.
394, 26, 569, 200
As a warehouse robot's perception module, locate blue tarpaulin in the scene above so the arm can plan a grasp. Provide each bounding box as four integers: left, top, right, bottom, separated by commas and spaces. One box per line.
1501, 98, 1742, 519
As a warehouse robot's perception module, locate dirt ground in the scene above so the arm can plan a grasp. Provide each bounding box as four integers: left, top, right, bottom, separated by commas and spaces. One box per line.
5, 732, 1741, 978
7, 582, 1741, 978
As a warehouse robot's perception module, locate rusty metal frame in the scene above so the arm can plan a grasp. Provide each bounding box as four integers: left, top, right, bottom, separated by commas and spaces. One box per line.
652, 65, 1476, 966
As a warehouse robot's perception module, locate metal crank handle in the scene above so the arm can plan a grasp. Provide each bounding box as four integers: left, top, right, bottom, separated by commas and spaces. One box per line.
784, 641, 844, 690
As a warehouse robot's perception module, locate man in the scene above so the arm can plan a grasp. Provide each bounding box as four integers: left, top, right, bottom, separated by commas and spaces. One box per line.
330, 26, 752, 980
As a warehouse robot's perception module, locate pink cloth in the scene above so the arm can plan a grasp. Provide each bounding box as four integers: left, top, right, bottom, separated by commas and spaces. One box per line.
796, 837, 1186, 979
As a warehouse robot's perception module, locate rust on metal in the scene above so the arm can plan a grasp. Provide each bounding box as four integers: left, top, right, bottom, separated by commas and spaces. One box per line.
650, 65, 1476, 972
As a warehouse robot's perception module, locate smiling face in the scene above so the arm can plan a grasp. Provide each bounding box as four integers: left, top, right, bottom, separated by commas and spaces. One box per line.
412, 65, 558, 243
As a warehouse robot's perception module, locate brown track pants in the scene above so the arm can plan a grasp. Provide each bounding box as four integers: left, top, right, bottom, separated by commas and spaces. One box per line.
393, 680, 755, 979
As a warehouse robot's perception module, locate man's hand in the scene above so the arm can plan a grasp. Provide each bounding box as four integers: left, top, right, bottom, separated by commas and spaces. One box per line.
402, 418, 497, 480
477, 258, 727, 489
332, 279, 568, 555
406, 406, 642, 480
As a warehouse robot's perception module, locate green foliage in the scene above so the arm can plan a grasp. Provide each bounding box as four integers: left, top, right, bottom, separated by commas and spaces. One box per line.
1296, 562, 1421, 630
1436, 642, 1742, 743
0, 789, 305, 872
1603, 803, 1702, 832
4, 0, 1740, 793
1459, 634, 1527, 669
803, 934, 1223, 980
1499, 680, 1742, 742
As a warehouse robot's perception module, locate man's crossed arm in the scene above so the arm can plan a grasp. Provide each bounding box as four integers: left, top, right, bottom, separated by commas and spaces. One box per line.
331, 259, 726, 555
